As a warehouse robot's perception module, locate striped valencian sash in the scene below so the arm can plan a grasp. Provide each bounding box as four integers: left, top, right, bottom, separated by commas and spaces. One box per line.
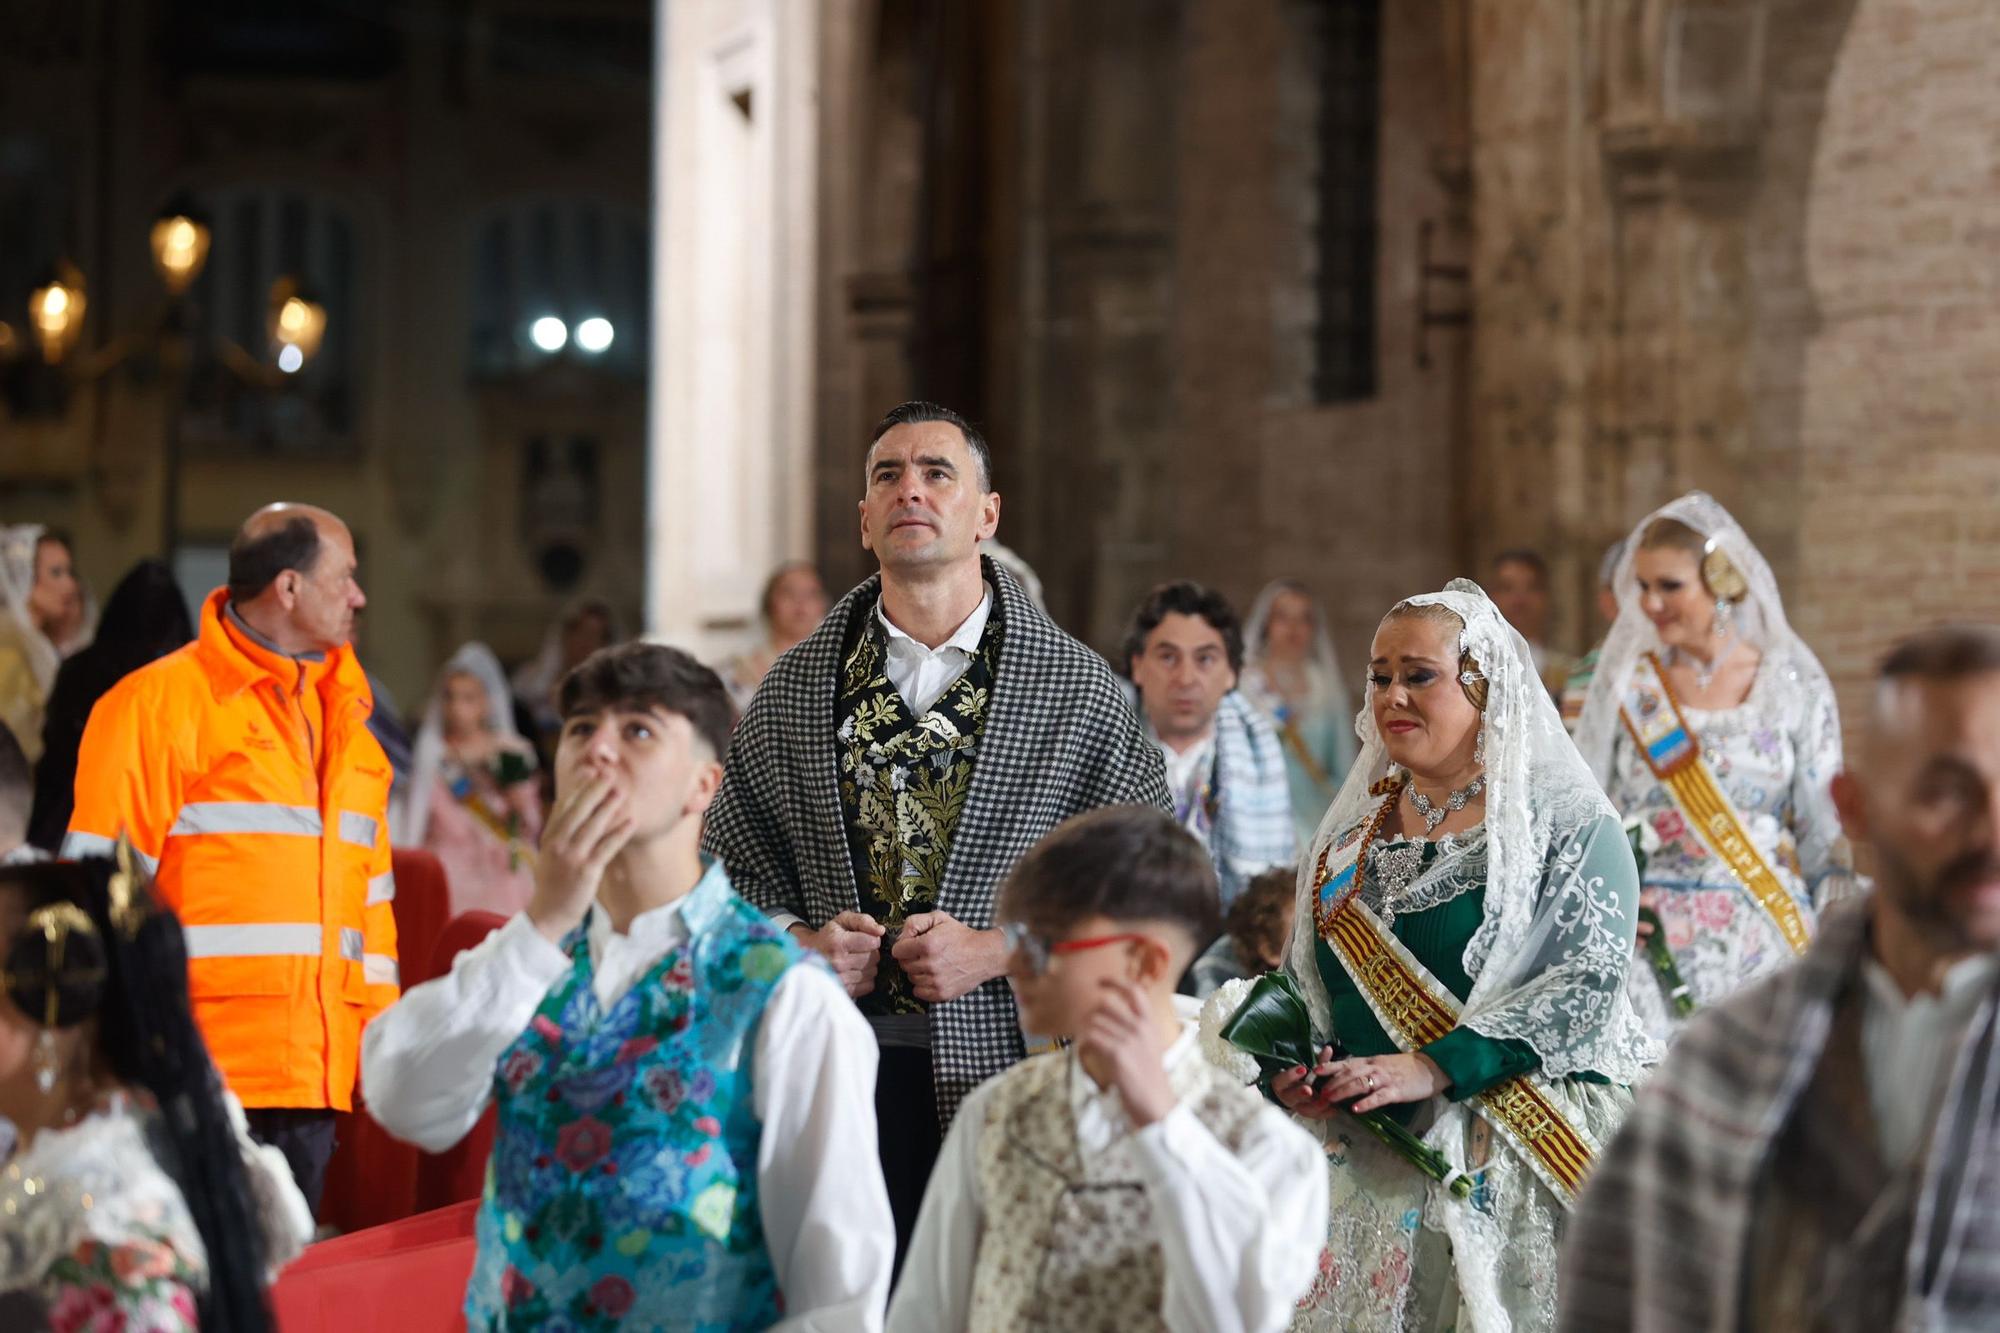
1620, 652, 1810, 955
1311, 833, 1600, 1206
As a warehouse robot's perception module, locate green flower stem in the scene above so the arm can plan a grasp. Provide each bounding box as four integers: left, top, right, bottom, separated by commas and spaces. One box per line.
1637, 907, 1696, 1017
1220, 970, 1475, 1201
1348, 1105, 1476, 1199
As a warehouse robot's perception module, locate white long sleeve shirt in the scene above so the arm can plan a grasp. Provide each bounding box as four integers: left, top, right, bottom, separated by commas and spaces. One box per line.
359, 873, 894, 1332
885, 1027, 1328, 1333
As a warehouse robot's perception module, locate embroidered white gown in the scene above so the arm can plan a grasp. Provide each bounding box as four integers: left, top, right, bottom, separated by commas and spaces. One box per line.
1606, 647, 1859, 1038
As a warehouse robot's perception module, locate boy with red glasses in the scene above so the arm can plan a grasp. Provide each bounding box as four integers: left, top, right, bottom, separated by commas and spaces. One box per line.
886, 804, 1326, 1332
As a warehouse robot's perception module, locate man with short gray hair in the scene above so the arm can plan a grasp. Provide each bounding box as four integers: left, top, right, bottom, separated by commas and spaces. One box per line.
66, 502, 395, 1215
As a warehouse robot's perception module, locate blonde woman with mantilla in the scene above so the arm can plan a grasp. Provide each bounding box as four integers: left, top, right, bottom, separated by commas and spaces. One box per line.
1271, 580, 1653, 1332
1573, 492, 1859, 1040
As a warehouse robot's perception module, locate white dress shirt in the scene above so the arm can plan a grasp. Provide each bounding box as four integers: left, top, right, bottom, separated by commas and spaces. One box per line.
876, 585, 992, 716
1862, 951, 2000, 1166
886, 1025, 1329, 1333
1155, 730, 1217, 829
769, 585, 995, 942
360, 866, 894, 1332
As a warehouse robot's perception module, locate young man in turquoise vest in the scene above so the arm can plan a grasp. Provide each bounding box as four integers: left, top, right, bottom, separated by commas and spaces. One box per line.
364, 644, 893, 1330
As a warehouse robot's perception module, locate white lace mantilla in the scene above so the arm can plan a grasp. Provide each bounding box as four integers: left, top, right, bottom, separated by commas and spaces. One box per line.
1281, 579, 1656, 1333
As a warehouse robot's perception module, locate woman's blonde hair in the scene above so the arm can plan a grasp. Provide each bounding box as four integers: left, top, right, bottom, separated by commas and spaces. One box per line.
1381, 600, 1488, 711
1638, 516, 1748, 604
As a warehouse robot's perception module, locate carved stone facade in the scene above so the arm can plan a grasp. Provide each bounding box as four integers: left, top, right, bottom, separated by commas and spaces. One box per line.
812, 0, 2000, 720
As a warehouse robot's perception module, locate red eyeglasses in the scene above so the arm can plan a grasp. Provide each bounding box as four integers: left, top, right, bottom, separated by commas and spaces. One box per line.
1000, 921, 1156, 977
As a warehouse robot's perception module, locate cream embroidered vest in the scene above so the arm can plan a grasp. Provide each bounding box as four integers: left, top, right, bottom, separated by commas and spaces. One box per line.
967, 1048, 1265, 1332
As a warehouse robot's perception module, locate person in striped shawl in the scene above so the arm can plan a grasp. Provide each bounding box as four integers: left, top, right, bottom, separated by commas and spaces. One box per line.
1562, 624, 2000, 1332
1124, 580, 1298, 910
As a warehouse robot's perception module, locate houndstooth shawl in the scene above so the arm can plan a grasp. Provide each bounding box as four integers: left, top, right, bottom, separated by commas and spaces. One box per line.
1559, 897, 2000, 1332
702, 556, 1171, 1123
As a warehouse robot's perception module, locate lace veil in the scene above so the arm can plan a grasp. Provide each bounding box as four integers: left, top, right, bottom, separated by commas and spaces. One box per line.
1286, 578, 1656, 1087
1572, 490, 1832, 784
0, 524, 59, 695
1242, 579, 1351, 726
395, 641, 527, 847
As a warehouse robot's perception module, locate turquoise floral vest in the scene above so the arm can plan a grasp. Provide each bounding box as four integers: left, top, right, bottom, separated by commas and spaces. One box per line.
465, 862, 809, 1331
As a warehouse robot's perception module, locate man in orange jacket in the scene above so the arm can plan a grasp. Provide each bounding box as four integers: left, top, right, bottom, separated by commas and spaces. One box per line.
65, 502, 397, 1214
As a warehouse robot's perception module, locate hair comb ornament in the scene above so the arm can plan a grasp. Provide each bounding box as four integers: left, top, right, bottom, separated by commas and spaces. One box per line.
108, 832, 149, 940
4, 900, 107, 1031
1700, 538, 1750, 605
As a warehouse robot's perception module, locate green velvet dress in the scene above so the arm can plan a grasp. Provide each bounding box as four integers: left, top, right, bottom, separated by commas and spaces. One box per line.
1314, 819, 1627, 1107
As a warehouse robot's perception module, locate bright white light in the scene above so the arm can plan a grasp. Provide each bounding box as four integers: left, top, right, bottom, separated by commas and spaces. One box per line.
575, 317, 614, 354
529, 315, 568, 352
277, 343, 304, 374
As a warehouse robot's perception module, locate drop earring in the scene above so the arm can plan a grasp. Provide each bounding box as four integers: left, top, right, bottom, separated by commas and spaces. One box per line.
1473, 726, 1486, 766
32, 1030, 59, 1095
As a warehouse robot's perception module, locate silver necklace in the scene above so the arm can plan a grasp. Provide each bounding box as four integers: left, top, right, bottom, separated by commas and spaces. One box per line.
1408, 774, 1484, 835
1673, 639, 1735, 692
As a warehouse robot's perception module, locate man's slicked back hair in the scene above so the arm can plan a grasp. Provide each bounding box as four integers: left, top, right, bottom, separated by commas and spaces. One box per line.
866, 400, 993, 493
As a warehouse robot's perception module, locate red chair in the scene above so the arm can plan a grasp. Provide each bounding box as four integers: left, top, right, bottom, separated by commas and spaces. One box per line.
271, 1200, 478, 1333
318, 850, 453, 1234
388, 849, 454, 988
413, 911, 509, 1213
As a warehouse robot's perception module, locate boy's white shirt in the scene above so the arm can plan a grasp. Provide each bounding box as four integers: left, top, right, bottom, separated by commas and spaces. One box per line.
885, 1022, 1330, 1333
360, 860, 894, 1333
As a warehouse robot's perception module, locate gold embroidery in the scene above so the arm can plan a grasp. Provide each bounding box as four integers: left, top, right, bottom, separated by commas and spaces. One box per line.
1623, 654, 1811, 956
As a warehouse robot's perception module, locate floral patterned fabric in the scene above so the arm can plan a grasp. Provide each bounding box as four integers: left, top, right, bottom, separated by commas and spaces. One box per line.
42, 1237, 198, 1332
0, 1090, 310, 1333
835, 608, 1000, 1016
967, 1049, 1263, 1331
1605, 659, 1858, 1037
465, 871, 808, 1331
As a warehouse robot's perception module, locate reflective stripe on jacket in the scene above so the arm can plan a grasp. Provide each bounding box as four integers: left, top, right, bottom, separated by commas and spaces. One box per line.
65, 588, 399, 1110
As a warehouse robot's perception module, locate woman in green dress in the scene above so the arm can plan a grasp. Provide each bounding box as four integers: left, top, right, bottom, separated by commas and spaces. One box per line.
1269, 580, 1655, 1332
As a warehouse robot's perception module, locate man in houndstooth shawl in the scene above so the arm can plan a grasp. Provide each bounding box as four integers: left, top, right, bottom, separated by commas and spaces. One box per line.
703, 402, 1168, 1259
1561, 625, 2000, 1332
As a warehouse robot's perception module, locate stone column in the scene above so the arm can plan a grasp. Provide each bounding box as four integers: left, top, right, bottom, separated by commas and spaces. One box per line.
647, 0, 822, 657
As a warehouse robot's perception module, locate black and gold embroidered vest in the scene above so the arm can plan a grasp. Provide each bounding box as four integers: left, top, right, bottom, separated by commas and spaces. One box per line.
836, 602, 1002, 1016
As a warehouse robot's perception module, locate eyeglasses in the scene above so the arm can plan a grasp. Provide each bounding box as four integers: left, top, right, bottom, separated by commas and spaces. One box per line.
999, 920, 1154, 977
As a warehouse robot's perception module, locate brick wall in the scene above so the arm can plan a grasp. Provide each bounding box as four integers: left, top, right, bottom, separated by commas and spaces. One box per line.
1781, 0, 2000, 735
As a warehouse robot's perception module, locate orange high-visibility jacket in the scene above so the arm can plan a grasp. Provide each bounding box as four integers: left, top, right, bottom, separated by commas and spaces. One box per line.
65, 589, 399, 1111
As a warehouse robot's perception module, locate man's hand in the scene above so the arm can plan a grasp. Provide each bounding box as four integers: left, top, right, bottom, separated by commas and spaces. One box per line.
793, 912, 884, 999
1075, 978, 1178, 1127
526, 777, 634, 945
891, 911, 1007, 1004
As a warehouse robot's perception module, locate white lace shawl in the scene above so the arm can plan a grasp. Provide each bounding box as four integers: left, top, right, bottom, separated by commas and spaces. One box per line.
1286, 579, 1658, 1088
